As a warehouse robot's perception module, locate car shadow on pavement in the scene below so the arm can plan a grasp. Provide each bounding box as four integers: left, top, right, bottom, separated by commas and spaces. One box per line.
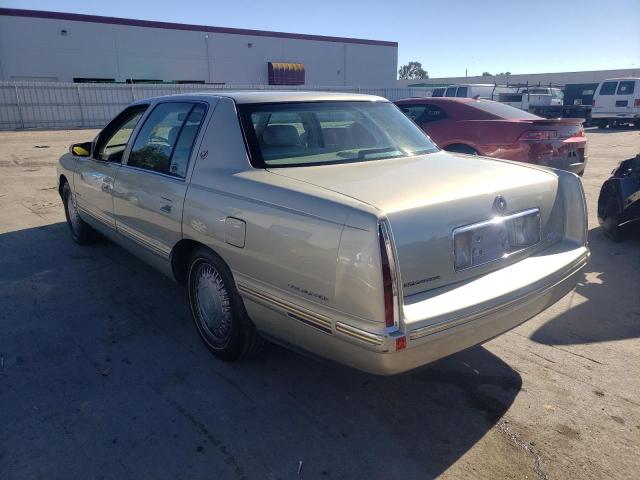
0, 222, 522, 479
530, 226, 640, 346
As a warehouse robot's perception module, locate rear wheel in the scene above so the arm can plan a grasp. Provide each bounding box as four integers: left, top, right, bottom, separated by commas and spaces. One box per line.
187, 247, 263, 361
62, 182, 96, 245
444, 144, 479, 155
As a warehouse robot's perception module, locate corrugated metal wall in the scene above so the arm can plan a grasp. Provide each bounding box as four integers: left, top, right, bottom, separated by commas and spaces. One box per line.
0, 82, 430, 130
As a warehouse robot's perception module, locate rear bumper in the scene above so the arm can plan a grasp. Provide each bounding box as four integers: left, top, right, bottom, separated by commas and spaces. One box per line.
526, 141, 587, 174
304, 242, 588, 375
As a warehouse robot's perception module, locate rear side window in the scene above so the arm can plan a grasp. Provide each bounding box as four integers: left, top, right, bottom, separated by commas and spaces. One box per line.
599, 82, 618, 95
128, 102, 206, 177
617, 81, 635, 95
455, 87, 468, 97
422, 104, 448, 122
398, 104, 427, 122
467, 100, 540, 119
445, 87, 457, 97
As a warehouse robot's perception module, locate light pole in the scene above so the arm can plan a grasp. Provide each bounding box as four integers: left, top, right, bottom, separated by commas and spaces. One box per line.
204, 34, 212, 84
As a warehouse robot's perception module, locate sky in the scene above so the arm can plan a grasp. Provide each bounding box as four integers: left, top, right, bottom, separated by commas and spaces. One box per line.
1, 0, 639, 78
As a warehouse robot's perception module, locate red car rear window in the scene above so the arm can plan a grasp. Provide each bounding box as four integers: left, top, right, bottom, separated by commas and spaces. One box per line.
467, 100, 540, 120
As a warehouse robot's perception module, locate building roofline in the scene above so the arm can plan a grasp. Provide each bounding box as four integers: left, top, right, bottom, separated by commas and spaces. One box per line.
0, 8, 398, 47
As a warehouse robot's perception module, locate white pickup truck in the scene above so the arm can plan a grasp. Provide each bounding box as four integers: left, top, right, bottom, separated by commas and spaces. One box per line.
499, 87, 564, 117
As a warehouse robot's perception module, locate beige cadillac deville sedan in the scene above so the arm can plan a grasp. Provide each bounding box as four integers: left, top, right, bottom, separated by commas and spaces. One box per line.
57, 92, 589, 375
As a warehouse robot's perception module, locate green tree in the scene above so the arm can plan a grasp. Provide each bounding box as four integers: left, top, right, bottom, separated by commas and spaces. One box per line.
398, 61, 429, 80
482, 72, 493, 76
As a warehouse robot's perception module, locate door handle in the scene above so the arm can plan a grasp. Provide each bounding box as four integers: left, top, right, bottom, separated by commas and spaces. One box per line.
160, 197, 173, 213
101, 180, 113, 193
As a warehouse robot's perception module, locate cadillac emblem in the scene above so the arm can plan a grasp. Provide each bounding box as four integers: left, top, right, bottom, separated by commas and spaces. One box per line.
493, 195, 507, 214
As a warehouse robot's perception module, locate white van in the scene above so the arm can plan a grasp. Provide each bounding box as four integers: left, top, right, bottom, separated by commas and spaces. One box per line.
592, 78, 640, 128
444, 84, 516, 100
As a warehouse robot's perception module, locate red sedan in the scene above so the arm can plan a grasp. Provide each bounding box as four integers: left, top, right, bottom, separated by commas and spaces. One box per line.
395, 97, 588, 175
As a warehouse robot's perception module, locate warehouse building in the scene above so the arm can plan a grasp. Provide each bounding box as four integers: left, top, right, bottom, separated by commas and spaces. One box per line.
397, 68, 640, 88
0, 8, 398, 86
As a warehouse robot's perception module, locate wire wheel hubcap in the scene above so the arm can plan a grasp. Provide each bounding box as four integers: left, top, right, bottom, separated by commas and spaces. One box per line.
193, 262, 232, 343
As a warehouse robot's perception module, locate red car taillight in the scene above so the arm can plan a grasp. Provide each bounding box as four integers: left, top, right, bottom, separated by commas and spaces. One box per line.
634, 99, 640, 107
378, 223, 396, 328
518, 130, 558, 141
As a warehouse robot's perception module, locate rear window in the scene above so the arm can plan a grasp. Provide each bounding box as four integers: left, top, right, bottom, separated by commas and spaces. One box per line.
467, 100, 540, 119
238, 101, 439, 168
617, 81, 635, 95
599, 82, 618, 95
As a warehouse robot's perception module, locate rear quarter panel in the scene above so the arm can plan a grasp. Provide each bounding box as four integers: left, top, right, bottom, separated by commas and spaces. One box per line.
183, 97, 386, 333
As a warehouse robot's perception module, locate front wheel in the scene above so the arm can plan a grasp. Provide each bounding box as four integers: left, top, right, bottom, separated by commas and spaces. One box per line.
62, 182, 96, 245
187, 247, 263, 361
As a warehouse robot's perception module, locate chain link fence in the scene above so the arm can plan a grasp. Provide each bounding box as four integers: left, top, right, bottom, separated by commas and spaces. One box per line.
0, 82, 432, 130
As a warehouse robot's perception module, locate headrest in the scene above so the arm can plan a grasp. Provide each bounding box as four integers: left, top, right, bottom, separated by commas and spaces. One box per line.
262, 124, 300, 147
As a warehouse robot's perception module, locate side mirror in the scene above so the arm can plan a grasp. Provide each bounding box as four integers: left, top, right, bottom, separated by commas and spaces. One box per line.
70, 142, 92, 157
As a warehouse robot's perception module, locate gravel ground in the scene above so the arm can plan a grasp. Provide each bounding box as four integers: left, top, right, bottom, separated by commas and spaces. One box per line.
0, 127, 639, 479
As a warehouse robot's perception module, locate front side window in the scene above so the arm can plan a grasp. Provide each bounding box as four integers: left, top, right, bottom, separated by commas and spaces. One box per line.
617, 81, 635, 95
239, 101, 438, 168
599, 82, 618, 95
95, 106, 147, 162
128, 102, 206, 177
455, 87, 468, 97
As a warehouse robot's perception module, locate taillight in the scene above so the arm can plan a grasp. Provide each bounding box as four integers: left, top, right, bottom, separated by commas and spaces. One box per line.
378, 223, 396, 328
575, 127, 585, 137
592, 98, 595, 108
634, 99, 640, 107
518, 130, 558, 141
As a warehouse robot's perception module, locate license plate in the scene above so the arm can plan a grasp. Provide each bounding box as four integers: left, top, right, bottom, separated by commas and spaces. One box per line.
453, 208, 541, 271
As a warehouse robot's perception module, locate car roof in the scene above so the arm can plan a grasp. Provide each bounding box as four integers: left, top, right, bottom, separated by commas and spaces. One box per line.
600, 77, 640, 82
136, 90, 388, 105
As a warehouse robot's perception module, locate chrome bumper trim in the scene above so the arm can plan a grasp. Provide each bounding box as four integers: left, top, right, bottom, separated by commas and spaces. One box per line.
409, 252, 588, 341
336, 322, 385, 346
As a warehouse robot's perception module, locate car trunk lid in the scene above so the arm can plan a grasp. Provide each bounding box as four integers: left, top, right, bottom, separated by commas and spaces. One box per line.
269, 151, 560, 296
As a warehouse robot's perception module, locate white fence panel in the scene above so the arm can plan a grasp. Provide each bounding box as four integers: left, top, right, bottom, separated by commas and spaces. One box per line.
0, 82, 432, 130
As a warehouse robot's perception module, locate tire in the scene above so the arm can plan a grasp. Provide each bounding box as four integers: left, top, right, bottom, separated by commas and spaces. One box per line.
62, 181, 96, 245
187, 247, 263, 361
602, 198, 623, 242
597, 120, 608, 129
444, 144, 479, 155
